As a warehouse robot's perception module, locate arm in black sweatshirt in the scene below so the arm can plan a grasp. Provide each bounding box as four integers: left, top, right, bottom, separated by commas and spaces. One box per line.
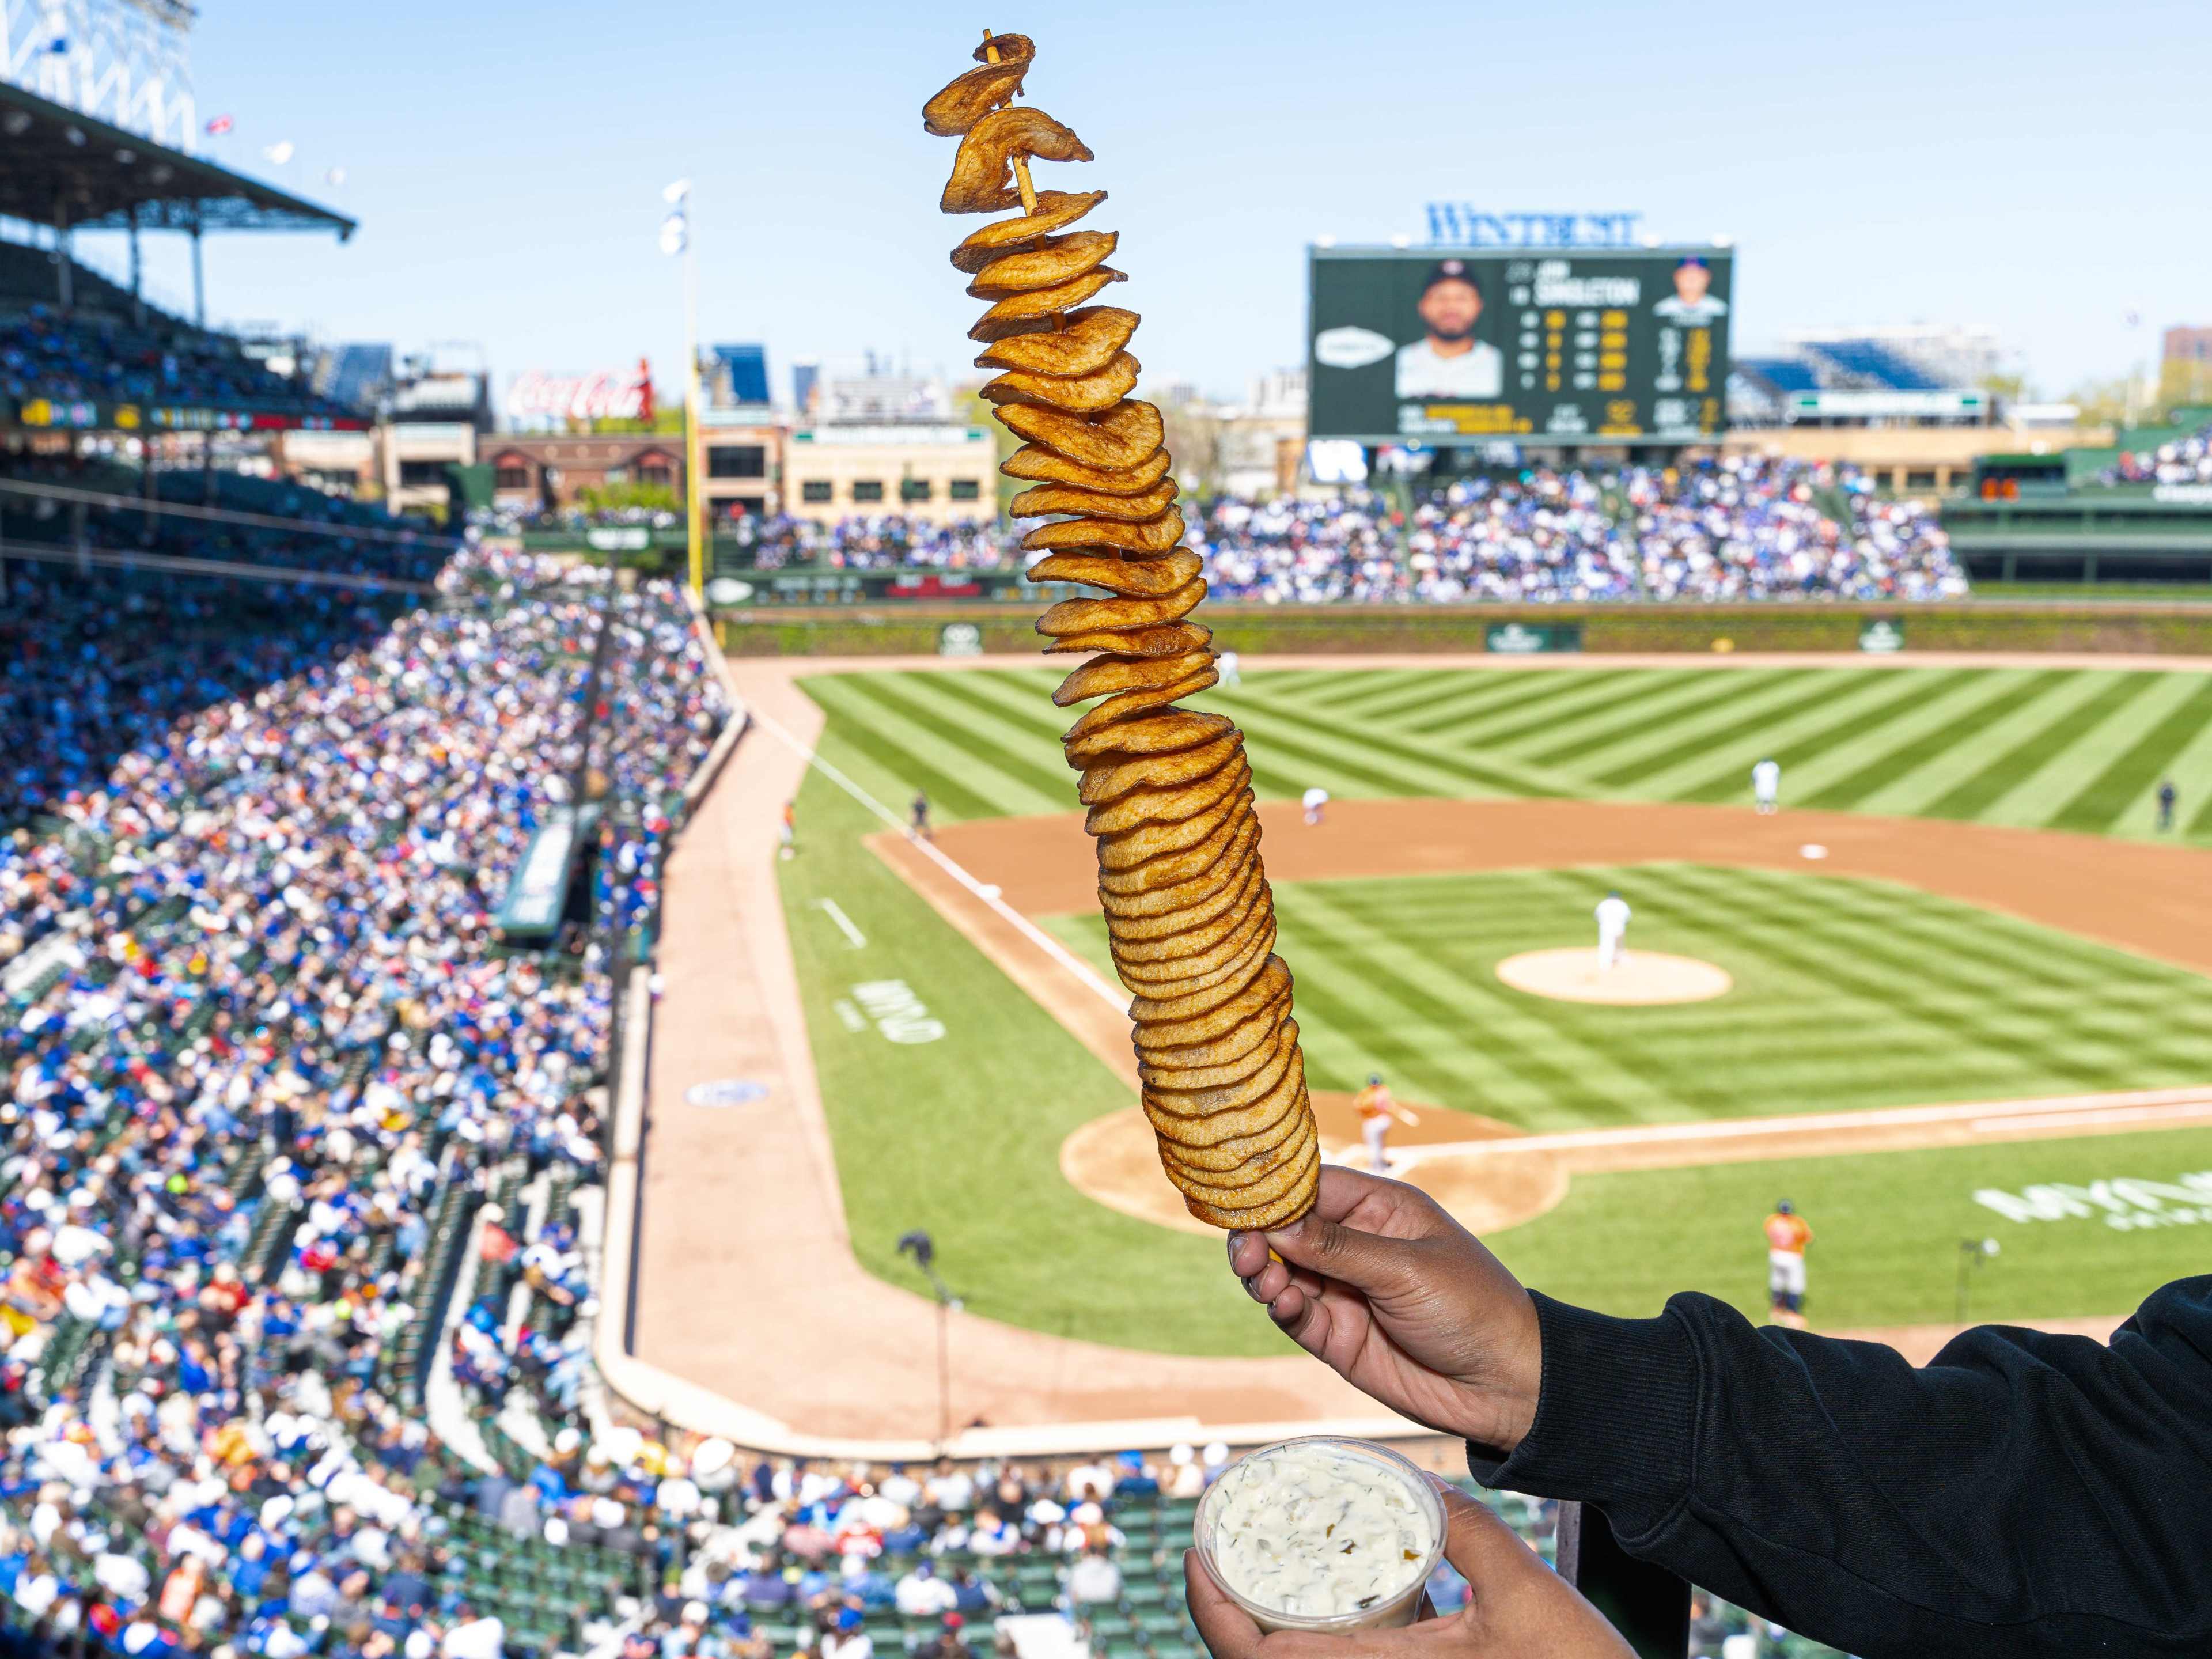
1471, 1277, 2212, 1659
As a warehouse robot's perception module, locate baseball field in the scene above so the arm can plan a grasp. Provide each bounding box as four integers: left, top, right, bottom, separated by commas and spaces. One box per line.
756, 658, 2212, 1368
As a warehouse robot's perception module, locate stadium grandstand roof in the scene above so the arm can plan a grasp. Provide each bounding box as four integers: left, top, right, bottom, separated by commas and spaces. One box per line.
0, 77, 353, 236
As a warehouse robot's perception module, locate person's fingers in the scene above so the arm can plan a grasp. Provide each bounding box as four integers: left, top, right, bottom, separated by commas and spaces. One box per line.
1263, 1205, 1420, 1294
1430, 1482, 1544, 1588
1183, 1549, 1265, 1659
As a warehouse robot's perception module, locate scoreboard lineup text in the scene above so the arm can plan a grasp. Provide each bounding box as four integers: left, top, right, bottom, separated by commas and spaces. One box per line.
1307, 246, 1734, 447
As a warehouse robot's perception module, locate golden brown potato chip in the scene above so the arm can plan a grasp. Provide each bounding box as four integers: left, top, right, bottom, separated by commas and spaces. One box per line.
1028, 548, 1199, 596
1097, 798, 1253, 890
1127, 941, 1277, 1026
1066, 707, 1232, 766
1055, 649, 1214, 709
1103, 855, 1260, 942
1142, 1025, 1300, 1113
950, 194, 1109, 274
981, 351, 1139, 415
1021, 509, 1185, 555
1134, 983, 1290, 1073
1181, 1166, 1316, 1231
1037, 577, 1206, 640
1058, 664, 1219, 738
1141, 1016, 1297, 1098
1000, 440, 1170, 495
967, 232, 1119, 300
1078, 730, 1241, 805
1084, 752, 1249, 836
969, 268, 1127, 341
1134, 956, 1289, 1047
999, 401, 1163, 471
973, 302, 1137, 365
1146, 1086, 1305, 1169
1012, 478, 1179, 522
1042, 623, 1209, 658
1161, 1122, 1316, 1207
921, 35, 1032, 137
941, 106, 1094, 214
1118, 919, 1276, 1005
1114, 903, 1272, 980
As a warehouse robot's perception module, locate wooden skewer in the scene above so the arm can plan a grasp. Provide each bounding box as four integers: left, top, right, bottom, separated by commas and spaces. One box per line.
981, 28, 1039, 215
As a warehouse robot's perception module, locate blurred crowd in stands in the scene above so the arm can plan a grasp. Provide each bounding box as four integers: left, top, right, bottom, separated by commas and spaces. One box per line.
0, 307, 355, 423
713, 456, 1963, 602
2105, 419, 2212, 487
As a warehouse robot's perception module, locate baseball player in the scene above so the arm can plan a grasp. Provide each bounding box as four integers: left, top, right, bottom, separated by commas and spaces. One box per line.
1594, 889, 1631, 971
1218, 649, 1242, 690
1764, 1199, 1813, 1328
1302, 786, 1330, 827
1752, 756, 1781, 815
1351, 1073, 1418, 1173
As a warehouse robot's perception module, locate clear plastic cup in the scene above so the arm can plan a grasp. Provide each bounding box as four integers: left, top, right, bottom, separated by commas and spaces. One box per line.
1191, 1435, 1447, 1633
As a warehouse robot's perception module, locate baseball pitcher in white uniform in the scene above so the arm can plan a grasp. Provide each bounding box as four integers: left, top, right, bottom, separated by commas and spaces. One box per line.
1594, 890, 1631, 970
1752, 757, 1781, 815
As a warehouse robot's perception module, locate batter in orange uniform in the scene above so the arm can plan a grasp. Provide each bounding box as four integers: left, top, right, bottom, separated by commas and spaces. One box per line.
1353, 1073, 1419, 1172
1765, 1199, 1813, 1327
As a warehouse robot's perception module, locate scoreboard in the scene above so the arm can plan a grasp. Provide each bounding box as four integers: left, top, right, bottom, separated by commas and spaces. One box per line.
1306, 245, 1733, 447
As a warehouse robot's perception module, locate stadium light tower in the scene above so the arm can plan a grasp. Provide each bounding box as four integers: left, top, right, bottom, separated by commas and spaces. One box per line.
661, 179, 705, 595
1, 0, 197, 151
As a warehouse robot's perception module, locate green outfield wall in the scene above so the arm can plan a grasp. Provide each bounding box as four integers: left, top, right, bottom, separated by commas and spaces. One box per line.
716, 602, 2212, 658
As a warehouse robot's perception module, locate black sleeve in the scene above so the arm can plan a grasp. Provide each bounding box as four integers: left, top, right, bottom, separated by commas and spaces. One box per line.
1469, 1278, 2212, 1659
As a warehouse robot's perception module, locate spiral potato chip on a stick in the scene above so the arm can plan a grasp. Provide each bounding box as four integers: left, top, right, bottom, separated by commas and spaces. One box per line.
923, 28, 1318, 1229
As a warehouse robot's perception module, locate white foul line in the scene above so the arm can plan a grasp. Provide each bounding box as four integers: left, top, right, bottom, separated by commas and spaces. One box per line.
813, 897, 868, 949
745, 703, 1127, 1016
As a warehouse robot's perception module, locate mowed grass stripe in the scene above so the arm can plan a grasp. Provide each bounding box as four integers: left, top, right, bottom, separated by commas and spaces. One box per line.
1588, 672, 1851, 787
1801, 671, 2075, 810
826, 673, 1067, 817
1229, 687, 1573, 798
1438, 670, 1703, 755
802, 679, 1004, 823
862, 672, 1078, 806
1923, 673, 2162, 822
2048, 675, 2212, 833
1523, 672, 1764, 768
1295, 668, 1474, 718
1669, 671, 1984, 804
1399, 669, 1626, 737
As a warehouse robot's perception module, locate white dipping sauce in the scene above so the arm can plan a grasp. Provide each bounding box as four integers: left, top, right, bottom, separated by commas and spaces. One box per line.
1205, 1441, 1434, 1618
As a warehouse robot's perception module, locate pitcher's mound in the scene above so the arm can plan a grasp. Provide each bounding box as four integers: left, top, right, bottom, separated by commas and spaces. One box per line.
1497, 947, 1732, 1005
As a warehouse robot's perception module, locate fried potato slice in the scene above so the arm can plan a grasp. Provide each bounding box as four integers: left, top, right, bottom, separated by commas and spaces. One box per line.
1134, 956, 1289, 1048
941, 106, 1094, 214
999, 401, 1164, 471
1152, 1065, 1309, 1154
1001, 440, 1171, 495
1127, 940, 1277, 1026
921, 35, 1032, 137
1140, 1016, 1296, 1094
1013, 478, 1179, 523
1059, 664, 1219, 738
1103, 857, 1260, 942
1085, 752, 1249, 836
1067, 707, 1232, 765
1146, 1086, 1304, 1169
1028, 547, 1199, 596
967, 232, 1119, 299
1043, 622, 1209, 658
1142, 1025, 1299, 1113
969, 268, 1127, 341
1112, 895, 1269, 972
1022, 508, 1184, 555
1181, 1165, 1316, 1231
1097, 799, 1253, 891
1117, 918, 1275, 1002
1054, 648, 1214, 708
950, 193, 1109, 272
1162, 1122, 1317, 1207
975, 304, 1139, 370
1078, 730, 1241, 805
981, 351, 1139, 415
1038, 577, 1206, 641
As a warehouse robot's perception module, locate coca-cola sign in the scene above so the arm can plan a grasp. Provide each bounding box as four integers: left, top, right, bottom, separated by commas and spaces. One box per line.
506, 358, 654, 424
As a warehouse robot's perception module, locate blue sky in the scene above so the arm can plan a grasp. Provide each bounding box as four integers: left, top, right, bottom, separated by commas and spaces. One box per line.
69, 0, 2212, 404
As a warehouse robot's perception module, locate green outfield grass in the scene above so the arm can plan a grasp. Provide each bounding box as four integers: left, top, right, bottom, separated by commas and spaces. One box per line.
774, 664, 2212, 1350
1044, 864, 2212, 1133
801, 662, 2212, 840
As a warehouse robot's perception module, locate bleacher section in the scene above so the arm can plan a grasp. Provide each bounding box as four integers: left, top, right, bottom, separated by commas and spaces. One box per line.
1799, 339, 1945, 392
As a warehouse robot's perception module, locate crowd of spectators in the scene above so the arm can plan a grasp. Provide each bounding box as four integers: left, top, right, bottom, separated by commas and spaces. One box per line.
0, 519, 729, 1659
730, 518, 1012, 576
0, 307, 357, 423
2105, 419, 2212, 487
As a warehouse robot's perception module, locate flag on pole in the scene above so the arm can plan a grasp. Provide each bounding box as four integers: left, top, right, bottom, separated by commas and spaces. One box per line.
204, 114, 234, 135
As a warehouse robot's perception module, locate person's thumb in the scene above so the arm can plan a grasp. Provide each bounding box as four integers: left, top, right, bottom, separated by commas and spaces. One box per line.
1430, 1481, 1544, 1588
1262, 1210, 1415, 1291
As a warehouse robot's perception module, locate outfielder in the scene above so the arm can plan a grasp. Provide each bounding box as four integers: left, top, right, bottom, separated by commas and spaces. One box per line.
1302, 785, 1330, 827
1594, 889, 1631, 971
1752, 756, 1781, 814
1765, 1199, 1813, 1327
1351, 1073, 1418, 1172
